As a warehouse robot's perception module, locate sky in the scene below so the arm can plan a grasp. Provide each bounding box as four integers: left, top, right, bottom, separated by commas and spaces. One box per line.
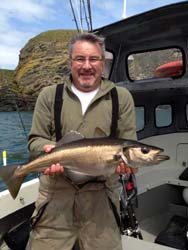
0, 0, 186, 70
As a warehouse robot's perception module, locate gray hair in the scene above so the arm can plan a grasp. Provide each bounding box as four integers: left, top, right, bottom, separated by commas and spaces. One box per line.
68, 32, 105, 59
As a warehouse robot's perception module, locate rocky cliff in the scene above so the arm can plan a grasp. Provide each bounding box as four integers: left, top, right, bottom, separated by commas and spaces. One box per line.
0, 69, 17, 111
0, 29, 77, 111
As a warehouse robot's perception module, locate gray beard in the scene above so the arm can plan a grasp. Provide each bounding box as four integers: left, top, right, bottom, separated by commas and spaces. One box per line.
80, 82, 93, 89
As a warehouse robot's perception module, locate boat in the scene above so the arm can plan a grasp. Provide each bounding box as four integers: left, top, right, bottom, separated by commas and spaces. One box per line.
1, 1, 188, 249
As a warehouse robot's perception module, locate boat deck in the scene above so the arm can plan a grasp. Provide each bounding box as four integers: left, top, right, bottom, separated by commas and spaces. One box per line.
140, 212, 170, 242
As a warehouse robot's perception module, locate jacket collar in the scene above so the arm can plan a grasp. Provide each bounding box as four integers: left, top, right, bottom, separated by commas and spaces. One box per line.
65, 77, 115, 98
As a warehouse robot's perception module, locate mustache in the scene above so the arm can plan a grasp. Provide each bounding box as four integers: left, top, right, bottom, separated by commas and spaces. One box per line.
79, 69, 95, 74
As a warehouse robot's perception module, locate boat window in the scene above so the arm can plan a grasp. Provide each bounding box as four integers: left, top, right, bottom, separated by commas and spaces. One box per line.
135, 106, 145, 131
127, 48, 183, 81
155, 105, 172, 127
104, 51, 113, 79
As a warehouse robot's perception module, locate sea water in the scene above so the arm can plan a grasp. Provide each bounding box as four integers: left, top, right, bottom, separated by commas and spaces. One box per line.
0, 112, 33, 164
0, 111, 34, 191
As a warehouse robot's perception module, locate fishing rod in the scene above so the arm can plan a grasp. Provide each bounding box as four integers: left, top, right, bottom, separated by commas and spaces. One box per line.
1, 90, 29, 166
2, 85, 29, 140
119, 173, 143, 239
14, 99, 28, 140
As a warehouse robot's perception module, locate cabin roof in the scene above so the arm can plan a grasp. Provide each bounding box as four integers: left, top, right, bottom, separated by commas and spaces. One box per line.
94, 2, 188, 49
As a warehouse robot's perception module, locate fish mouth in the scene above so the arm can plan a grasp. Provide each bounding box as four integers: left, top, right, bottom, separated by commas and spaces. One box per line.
156, 154, 170, 161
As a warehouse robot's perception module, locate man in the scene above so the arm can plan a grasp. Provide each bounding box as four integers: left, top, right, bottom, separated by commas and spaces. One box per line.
26, 32, 137, 250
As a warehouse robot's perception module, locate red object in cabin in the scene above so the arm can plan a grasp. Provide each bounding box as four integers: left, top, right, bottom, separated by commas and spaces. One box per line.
154, 60, 183, 78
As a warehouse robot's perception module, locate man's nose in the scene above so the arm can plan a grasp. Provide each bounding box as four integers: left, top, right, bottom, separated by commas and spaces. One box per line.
82, 59, 92, 68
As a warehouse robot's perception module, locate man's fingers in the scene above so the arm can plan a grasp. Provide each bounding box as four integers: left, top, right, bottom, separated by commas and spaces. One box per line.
43, 163, 64, 175
43, 144, 55, 153
42, 145, 64, 175
116, 162, 137, 174
116, 165, 131, 174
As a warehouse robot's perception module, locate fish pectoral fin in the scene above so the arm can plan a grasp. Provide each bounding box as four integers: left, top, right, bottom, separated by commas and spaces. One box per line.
0, 165, 25, 199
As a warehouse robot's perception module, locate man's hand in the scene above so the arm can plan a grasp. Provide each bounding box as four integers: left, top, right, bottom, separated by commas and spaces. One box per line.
43, 144, 64, 175
43, 163, 65, 175
116, 162, 138, 175
43, 144, 55, 153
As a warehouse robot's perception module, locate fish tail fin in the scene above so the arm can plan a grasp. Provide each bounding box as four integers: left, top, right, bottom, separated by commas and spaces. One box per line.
0, 165, 25, 199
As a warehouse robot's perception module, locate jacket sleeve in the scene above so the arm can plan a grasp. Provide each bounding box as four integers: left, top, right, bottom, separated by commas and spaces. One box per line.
28, 86, 56, 151
117, 87, 137, 140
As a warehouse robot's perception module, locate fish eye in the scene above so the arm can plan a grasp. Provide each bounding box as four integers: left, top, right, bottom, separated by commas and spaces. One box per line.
141, 147, 150, 154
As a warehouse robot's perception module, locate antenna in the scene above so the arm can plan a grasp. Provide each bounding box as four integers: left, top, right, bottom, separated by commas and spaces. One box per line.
87, 0, 93, 31
82, 0, 91, 31
122, 0, 127, 19
69, 0, 80, 31
74, 0, 83, 32
69, 0, 93, 32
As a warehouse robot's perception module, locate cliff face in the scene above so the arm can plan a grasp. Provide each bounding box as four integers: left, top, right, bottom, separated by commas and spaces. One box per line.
0, 29, 77, 111
0, 69, 17, 111
14, 29, 77, 98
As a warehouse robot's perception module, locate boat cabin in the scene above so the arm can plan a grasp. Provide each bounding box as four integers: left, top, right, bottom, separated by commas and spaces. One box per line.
1, 2, 188, 250
95, 1, 188, 249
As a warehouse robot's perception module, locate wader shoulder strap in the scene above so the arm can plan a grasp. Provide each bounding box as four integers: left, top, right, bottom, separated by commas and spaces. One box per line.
54, 85, 119, 141
54, 83, 64, 142
109, 87, 119, 138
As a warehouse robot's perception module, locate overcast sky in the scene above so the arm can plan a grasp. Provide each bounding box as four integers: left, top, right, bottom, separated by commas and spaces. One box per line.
0, 0, 186, 70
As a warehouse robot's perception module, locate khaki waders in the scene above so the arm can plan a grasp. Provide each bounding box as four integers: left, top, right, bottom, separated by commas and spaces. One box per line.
26, 175, 123, 250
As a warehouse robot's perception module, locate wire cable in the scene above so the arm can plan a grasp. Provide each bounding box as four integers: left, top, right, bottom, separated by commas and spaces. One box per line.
69, 0, 80, 31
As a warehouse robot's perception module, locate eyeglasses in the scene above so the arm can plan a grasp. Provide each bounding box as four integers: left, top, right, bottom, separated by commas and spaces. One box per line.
71, 56, 103, 65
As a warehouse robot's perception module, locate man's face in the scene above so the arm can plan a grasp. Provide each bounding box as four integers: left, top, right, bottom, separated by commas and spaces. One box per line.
70, 41, 104, 92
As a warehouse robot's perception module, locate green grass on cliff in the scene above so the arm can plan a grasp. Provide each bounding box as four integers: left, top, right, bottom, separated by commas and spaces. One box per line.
29, 29, 78, 44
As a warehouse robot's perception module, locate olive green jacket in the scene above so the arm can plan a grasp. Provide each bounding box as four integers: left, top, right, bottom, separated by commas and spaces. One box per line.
28, 79, 136, 151
27, 78, 137, 229
28, 79, 137, 201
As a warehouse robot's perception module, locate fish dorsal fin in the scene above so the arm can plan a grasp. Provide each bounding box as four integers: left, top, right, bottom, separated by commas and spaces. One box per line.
57, 130, 84, 146
94, 127, 108, 137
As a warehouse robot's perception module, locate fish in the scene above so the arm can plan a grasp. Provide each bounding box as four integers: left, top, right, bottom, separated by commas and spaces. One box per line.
0, 131, 169, 199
